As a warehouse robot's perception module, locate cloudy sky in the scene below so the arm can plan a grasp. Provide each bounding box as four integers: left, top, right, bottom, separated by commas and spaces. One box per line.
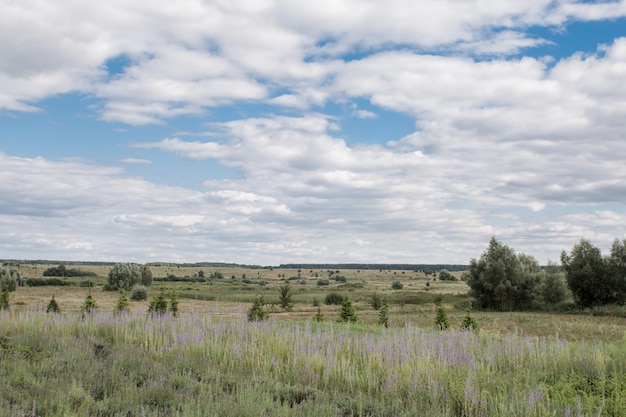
2, 0, 626, 265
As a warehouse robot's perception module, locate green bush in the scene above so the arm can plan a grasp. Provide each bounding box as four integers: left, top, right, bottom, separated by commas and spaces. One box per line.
370, 293, 382, 310
46, 295, 61, 313
317, 279, 329, 286
325, 292, 344, 305
337, 297, 358, 323
147, 291, 168, 316
391, 281, 404, 290
130, 285, 149, 301
247, 296, 268, 322
107, 263, 142, 291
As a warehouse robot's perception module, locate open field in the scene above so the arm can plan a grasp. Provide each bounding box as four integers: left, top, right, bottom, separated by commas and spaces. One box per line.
3, 263, 626, 416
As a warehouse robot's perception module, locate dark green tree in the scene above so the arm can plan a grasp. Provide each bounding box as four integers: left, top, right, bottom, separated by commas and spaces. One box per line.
540, 262, 568, 305
140, 265, 153, 287
46, 295, 61, 313
148, 291, 168, 316
114, 290, 130, 315
337, 297, 358, 323
278, 283, 294, 311
169, 291, 179, 317
107, 263, 142, 291
0, 287, 9, 310
247, 296, 268, 322
467, 237, 542, 310
607, 239, 626, 305
81, 292, 98, 317
561, 239, 611, 308
378, 296, 390, 328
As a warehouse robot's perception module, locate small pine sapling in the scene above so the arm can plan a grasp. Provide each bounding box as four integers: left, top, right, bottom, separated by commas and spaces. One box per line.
434, 303, 450, 330
169, 291, 179, 317
46, 295, 61, 313
148, 291, 168, 316
115, 290, 130, 315
314, 306, 325, 322
460, 309, 478, 331
337, 297, 358, 323
378, 296, 390, 328
247, 296, 268, 322
81, 292, 98, 317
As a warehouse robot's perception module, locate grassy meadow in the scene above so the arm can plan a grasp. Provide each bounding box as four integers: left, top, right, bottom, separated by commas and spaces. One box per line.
2, 264, 626, 416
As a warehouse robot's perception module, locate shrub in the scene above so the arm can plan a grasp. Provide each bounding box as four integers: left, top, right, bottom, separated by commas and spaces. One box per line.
46, 295, 61, 313
317, 279, 329, 286
169, 291, 179, 317
43, 265, 96, 277
140, 265, 153, 286
107, 263, 142, 291
81, 293, 98, 316
391, 281, 404, 290
147, 291, 168, 316
278, 284, 294, 311
325, 292, 344, 305
337, 297, 358, 323
333, 275, 347, 283
314, 306, 324, 322
378, 297, 390, 328
460, 310, 477, 331
370, 293, 382, 310
434, 305, 449, 330
130, 285, 149, 301
0, 264, 21, 292
24, 278, 69, 287
438, 270, 456, 281
0, 287, 9, 310
312, 297, 320, 307
115, 291, 129, 314
247, 296, 268, 322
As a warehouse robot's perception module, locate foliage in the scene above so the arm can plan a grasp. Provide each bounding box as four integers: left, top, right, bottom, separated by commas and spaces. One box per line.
147, 291, 169, 316
391, 280, 404, 290
46, 295, 61, 313
107, 263, 142, 291
115, 291, 130, 314
278, 283, 294, 310
43, 265, 96, 277
460, 310, 477, 331
140, 265, 153, 286
130, 285, 149, 301
561, 239, 621, 308
24, 278, 70, 287
337, 297, 358, 323
316, 279, 329, 286
434, 299, 449, 330
81, 293, 98, 316
438, 270, 456, 281
0, 287, 9, 310
540, 262, 568, 305
467, 237, 542, 310
324, 292, 344, 305
169, 291, 179, 317
247, 296, 268, 322
314, 306, 324, 322
378, 296, 390, 328
0, 263, 21, 292
370, 293, 382, 310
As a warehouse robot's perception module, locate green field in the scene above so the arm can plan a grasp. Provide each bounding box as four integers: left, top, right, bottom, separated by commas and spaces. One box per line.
2, 264, 626, 416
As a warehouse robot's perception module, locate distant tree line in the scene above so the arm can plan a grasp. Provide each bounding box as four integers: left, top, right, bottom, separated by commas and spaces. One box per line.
467, 237, 626, 310
278, 263, 468, 271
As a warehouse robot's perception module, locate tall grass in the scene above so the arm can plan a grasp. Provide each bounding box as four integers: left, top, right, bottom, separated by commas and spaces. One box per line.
1, 308, 625, 416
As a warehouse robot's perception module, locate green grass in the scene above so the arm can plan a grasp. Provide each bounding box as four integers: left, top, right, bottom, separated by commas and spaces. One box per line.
2, 309, 626, 416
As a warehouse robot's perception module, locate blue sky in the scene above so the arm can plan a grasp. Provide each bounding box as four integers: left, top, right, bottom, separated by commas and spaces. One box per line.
2, 0, 626, 265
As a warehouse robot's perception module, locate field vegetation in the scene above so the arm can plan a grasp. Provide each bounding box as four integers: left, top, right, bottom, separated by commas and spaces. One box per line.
2, 237, 626, 416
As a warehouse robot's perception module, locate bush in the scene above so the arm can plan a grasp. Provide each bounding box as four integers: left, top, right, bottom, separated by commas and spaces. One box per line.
434, 305, 449, 330
0, 264, 21, 292
317, 279, 329, 286
438, 270, 456, 281
337, 297, 358, 323
107, 263, 142, 291
43, 265, 97, 277
371, 293, 382, 310
247, 296, 268, 322
460, 310, 477, 331
147, 291, 168, 316
81, 293, 98, 316
333, 275, 347, 283
130, 285, 149, 301
24, 278, 69, 287
391, 281, 404, 290
325, 292, 344, 305
378, 297, 390, 328
46, 295, 61, 313
140, 265, 153, 286
278, 284, 294, 311
115, 291, 129, 314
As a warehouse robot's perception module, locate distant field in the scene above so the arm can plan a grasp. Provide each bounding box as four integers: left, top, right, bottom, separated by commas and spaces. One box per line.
8, 263, 626, 342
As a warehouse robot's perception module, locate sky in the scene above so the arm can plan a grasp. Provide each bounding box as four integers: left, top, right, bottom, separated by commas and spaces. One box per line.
2, 0, 626, 266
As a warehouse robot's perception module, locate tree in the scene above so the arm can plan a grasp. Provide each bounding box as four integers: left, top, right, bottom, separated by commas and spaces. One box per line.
314, 306, 325, 322
607, 239, 626, 305
560, 238, 626, 307
247, 296, 268, 322
378, 296, 390, 328
278, 283, 294, 311
169, 291, 179, 317
147, 291, 168, 316
107, 263, 142, 291
0, 287, 9, 310
140, 265, 153, 287
114, 290, 130, 315
46, 295, 61, 313
467, 237, 542, 310
540, 262, 568, 305
0, 263, 21, 292
434, 298, 449, 330
81, 293, 98, 317
337, 297, 358, 323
